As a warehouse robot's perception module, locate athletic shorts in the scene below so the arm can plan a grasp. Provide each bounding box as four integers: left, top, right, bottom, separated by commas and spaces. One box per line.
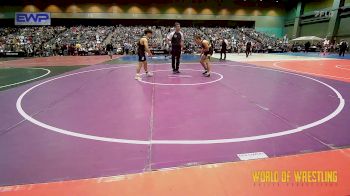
204, 47, 214, 56
108, 51, 113, 56
138, 54, 146, 62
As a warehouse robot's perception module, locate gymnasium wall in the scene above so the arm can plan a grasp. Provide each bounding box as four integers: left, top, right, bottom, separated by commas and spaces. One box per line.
303, 0, 334, 13
338, 17, 350, 42
300, 22, 329, 38
0, 2, 286, 37
285, 7, 297, 22
339, 0, 350, 41
284, 25, 294, 38
338, 17, 350, 35
284, 0, 350, 41
299, 0, 333, 38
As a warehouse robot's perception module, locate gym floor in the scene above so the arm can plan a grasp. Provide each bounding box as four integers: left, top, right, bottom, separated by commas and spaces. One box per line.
1, 53, 350, 195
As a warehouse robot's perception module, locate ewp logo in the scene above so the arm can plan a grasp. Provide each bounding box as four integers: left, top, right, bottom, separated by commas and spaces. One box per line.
15, 12, 51, 26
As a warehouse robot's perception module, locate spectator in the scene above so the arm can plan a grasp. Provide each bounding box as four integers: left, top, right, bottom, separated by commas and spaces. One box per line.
246, 41, 252, 58
305, 41, 311, 53
339, 40, 348, 57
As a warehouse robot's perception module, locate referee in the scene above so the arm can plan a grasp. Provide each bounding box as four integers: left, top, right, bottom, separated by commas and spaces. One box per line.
167, 22, 184, 74
220, 38, 227, 60
106, 42, 113, 59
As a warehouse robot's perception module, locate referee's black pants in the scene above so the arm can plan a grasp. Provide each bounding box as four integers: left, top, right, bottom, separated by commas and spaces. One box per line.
246, 48, 251, 58
171, 48, 181, 71
339, 49, 345, 57
220, 49, 226, 60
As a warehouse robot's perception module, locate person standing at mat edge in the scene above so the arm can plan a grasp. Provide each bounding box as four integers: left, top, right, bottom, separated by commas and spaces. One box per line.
339, 40, 348, 57
135, 29, 153, 81
195, 35, 213, 77
167, 22, 184, 74
106, 42, 113, 59
246, 41, 252, 58
220, 38, 227, 60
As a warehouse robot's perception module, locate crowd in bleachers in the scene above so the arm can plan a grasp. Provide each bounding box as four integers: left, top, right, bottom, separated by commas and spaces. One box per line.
0, 26, 67, 56
109, 25, 163, 55
0, 25, 347, 57
49, 26, 114, 56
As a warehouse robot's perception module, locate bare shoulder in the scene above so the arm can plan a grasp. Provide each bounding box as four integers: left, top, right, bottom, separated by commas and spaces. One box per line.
140, 37, 148, 44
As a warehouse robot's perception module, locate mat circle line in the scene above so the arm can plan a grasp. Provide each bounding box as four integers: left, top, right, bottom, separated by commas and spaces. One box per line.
335, 65, 350, 71
273, 62, 350, 80
139, 69, 223, 86
0, 67, 51, 89
16, 63, 345, 145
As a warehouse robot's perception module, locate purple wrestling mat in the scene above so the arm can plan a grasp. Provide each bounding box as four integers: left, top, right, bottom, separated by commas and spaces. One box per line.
0, 61, 349, 186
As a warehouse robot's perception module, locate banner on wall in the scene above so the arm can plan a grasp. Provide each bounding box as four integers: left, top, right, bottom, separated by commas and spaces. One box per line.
15, 12, 51, 26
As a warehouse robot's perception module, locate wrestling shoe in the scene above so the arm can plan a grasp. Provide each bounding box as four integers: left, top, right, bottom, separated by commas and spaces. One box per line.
135, 75, 142, 81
